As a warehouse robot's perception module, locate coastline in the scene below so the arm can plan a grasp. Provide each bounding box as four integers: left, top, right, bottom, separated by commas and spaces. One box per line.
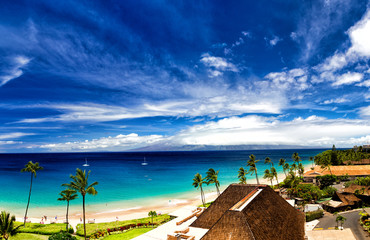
13, 162, 312, 224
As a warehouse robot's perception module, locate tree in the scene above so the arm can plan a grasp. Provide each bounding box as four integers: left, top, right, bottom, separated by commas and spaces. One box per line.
58, 189, 78, 232
271, 167, 279, 185
193, 173, 206, 207
205, 168, 220, 196
62, 169, 98, 240
298, 163, 304, 178
0, 211, 22, 240
264, 157, 273, 168
335, 214, 346, 229
238, 167, 247, 184
278, 158, 286, 176
283, 163, 290, 178
292, 153, 301, 174
20, 161, 43, 226
309, 156, 314, 168
247, 154, 260, 184
148, 211, 157, 229
263, 169, 274, 186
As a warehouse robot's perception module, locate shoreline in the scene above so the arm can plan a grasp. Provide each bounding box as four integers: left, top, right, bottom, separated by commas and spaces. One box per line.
10, 163, 313, 224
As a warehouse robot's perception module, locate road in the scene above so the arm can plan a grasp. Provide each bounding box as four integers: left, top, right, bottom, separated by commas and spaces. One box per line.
315, 210, 369, 240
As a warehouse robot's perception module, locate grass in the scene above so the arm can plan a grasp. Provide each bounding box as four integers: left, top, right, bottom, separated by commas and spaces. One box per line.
102, 228, 153, 239
198, 201, 213, 208
9, 233, 49, 240
76, 214, 171, 237
14, 222, 73, 235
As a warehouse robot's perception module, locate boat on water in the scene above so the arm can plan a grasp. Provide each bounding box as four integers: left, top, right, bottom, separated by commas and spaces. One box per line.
83, 158, 89, 167
141, 157, 148, 166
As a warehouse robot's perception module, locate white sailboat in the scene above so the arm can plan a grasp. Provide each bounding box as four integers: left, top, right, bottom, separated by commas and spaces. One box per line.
83, 158, 89, 167
141, 157, 148, 166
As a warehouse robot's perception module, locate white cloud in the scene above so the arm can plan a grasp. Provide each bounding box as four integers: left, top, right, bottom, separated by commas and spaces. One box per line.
265, 35, 281, 46
200, 53, 238, 77
356, 79, 370, 87
39, 133, 164, 152
265, 68, 309, 91
0, 132, 34, 140
172, 115, 370, 147
0, 56, 31, 86
359, 105, 370, 117
322, 97, 349, 104
347, 9, 370, 57
332, 72, 363, 86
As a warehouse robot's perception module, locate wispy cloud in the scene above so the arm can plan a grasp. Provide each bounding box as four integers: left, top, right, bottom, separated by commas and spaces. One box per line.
200, 53, 238, 77
0, 132, 34, 140
332, 72, 363, 86
0, 56, 31, 86
265, 35, 281, 47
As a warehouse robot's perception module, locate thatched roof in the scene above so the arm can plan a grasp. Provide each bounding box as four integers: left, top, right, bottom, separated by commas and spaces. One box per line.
304, 165, 370, 177
343, 185, 370, 196
323, 191, 362, 208
191, 184, 305, 240
343, 159, 370, 165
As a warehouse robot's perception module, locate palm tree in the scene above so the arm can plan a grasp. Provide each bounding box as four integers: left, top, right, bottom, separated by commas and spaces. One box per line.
309, 156, 314, 168
20, 161, 43, 226
283, 163, 290, 178
247, 154, 260, 184
264, 157, 273, 168
238, 167, 247, 184
263, 169, 273, 186
62, 169, 98, 240
205, 168, 220, 196
270, 167, 279, 185
335, 214, 346, 229
58, 189, 78, 232
193, 173, 206, 207
0, 211, 22, 240
298, 162, 305, 177
148, 211, 157, 229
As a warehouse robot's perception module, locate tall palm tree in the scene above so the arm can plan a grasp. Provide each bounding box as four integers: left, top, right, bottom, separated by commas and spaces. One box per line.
247, 154, 260, 184
58, 189, 78, 232
309, 156, 314, 168
270, 167, 279, 185
283, 163, 290, 178
148, 211, 157, 229
264, 157, 273, 168
263, 169, 273, 186
205, 168, 220, 196
20, 161, 43, 226
298, 162, 305, 177
193, 173, 206, 207
238, 167, 247, 184
62, 169, 98, 240
0, 211, 22, 240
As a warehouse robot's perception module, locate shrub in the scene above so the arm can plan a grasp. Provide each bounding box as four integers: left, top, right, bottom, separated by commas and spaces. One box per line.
322, 186, 336, 198
48, 231, 77, 240
306, 210, 324, 222
316, 175, 337, 189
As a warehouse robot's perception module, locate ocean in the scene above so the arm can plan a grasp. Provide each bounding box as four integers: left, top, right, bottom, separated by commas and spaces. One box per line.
0, 149, 325, 216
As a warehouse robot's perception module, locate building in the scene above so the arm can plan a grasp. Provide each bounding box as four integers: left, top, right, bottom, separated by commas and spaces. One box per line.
343, 159, 370, 165
188, 184, 305, 240
303, 165, 370, 183
322, 191, 362, 213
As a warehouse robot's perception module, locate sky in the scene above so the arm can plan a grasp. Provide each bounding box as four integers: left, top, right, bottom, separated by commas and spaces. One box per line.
0, 0, 370, 153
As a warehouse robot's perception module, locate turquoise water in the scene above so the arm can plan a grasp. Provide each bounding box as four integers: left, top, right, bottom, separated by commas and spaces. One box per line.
0, 149, 324, 215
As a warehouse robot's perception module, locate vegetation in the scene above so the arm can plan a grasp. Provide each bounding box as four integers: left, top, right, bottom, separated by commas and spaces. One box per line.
62, 169, 98, 240
192, 173, 206, 207
316, 174, 337, 189
278, 158, 287, 177
14, 223, 72, 235
263, 169, 274, 186
76, 214, 171, 237
359, 211, 370, 233
48, 232, 77, 240
147, 211, 157, 229
344, 176, 370, 187
247, 154, 260, 184
21, 161, 44, 226
57, 189, 78, 232
238, 167, 247, 184
314, 146, 370, 166
102, 228, 152, 240
205, 168, 221, 196
9, 233, 49, 240
0, 211, 22, 240
335, 213, 346, 229
305, 210, 324, 222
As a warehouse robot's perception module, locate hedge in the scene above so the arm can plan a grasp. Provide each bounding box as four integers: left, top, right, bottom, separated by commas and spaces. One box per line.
306, 209, 324, 222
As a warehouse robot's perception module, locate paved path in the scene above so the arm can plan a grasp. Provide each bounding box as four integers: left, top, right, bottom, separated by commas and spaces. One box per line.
314, 210, 369, 240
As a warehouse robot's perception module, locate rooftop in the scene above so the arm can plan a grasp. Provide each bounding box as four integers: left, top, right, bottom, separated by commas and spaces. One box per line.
304, 165, 370, 177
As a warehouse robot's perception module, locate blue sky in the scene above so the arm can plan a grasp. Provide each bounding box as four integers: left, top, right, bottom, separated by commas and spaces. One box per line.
0, 0, 370, 152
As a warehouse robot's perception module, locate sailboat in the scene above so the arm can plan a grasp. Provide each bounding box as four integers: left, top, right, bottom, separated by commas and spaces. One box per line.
141, 157, 148, 166
83, 158, 89, 167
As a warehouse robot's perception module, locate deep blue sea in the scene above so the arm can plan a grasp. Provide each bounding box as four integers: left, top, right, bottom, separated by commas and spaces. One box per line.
0, 149, 325, 216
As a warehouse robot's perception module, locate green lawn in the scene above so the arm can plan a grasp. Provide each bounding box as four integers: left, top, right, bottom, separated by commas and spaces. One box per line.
102, 228, 153, 240
9, 233, 49, 240
76, 214, 171, 237
14, 222, 73, 235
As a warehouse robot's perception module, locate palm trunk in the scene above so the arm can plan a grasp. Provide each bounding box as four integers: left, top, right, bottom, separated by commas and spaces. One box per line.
66, 201, 69, 232
24, 173, 33, 226
276, 176, 279, 186
200, 186, 205, 207
270, 178, 273, 186
255, 170, 260, 185
216, 185, 220, 196
83, 194, 86, 240
283, 169, 287, 178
